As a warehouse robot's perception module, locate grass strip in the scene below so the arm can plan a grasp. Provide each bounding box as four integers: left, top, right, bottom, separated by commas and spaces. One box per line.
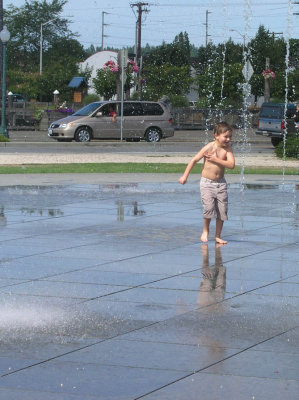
0, 163, 297, 175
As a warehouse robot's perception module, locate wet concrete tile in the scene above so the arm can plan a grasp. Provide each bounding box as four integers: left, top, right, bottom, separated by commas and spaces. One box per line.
0, 278, 27, 288
81, 297, 193, 322
123, 294, 299, 349
0, 388, 89, 400
284, 276, 299, 283
3, 280, 129, 300
253, 327, 299, 353
205, 349, 299, 380
253, 282, 299, 297
0, 257, 99, 279
0, 361, 184, 399
62, 337, 236, 372
87, 256, 199, 275
105, 286, 200, 307
42, 269, 164, 287
140, 372, 299, 400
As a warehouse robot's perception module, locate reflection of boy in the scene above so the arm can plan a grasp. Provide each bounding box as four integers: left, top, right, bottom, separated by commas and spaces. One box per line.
197, 244, 226, 307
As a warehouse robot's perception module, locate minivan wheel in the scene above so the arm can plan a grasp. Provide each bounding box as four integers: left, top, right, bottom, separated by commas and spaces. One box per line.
145, 128, 161, 142
271, 137, 282, 147
75, 127, 91, 142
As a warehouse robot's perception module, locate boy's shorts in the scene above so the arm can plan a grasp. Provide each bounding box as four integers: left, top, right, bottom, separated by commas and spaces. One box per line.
200, 177, 228, 221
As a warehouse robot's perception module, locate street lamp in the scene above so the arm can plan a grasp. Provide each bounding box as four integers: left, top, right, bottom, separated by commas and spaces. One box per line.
0, 25, 10, 138
40, 19, 56, 75
229, 29, 246, 52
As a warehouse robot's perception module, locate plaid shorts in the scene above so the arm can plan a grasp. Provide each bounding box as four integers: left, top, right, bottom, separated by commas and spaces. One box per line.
200, 177, 228, 221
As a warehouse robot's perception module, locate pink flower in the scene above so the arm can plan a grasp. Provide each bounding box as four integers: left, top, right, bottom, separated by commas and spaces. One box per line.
103, 60, 119, 72
127, 59, 139, 73
262, 69, 275, 79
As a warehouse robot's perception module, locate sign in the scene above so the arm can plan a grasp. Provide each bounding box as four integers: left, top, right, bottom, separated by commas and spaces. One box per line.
242, 60, 254, 80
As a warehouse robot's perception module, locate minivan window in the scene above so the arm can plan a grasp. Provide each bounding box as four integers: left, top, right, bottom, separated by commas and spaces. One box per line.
260, 106, 282, 119
100, 103, 118, 116
73, 102, 103, 116
143, 103, 163, 116
123, 102, 143, 116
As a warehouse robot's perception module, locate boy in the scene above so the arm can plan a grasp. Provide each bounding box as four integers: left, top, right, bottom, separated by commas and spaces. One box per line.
179, 122, 235, 244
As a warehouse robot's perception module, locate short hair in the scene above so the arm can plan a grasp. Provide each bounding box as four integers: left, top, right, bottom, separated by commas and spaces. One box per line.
214, 122, 232, 135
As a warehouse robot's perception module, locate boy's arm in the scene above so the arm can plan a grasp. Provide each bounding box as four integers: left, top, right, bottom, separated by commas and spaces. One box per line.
205, 147, 235, 169
178, 145, 209, 184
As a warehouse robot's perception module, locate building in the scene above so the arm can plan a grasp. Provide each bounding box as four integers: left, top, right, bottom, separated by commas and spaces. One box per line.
79, 50, 118, 95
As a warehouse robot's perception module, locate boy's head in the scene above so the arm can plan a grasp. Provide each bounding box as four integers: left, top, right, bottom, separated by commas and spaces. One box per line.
214, 122, 232, 136
214, 122, 232, 147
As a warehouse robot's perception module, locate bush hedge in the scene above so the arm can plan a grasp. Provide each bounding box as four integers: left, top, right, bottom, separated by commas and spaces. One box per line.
274, 136, 299, 159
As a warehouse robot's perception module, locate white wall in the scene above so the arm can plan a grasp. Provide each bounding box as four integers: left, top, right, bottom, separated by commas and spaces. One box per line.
79, 50, 118, 95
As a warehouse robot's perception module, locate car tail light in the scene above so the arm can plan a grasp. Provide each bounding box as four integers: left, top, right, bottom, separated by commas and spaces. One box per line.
281, 121, 285, 130
168, 118, 173, 124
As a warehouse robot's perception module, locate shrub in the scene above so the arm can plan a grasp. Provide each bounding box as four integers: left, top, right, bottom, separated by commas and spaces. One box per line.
82, 94, 100, 105
275, 136, 299, 159
0, 134, 9, 142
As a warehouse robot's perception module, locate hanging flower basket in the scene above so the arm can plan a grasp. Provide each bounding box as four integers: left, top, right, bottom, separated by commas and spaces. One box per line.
103, 60, 119, 73
262, 69, 275, 79
102, 59, 139, 74
127, 60, 139, 73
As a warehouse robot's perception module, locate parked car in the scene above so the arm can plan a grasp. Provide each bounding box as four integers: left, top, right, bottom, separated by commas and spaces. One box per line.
48, 100, 174, 142
256, 102, 297, 147
6, 93, 26, 106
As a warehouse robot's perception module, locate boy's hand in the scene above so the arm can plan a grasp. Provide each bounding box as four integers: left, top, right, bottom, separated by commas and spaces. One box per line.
204, 151, 217, 162
179, 176, 187, 185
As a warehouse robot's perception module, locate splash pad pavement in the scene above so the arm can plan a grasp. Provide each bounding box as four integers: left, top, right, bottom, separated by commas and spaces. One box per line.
0, 173, 298, 399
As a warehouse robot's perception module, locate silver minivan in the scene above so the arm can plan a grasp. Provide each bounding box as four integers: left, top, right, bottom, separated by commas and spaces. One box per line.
48, 100, 174, 142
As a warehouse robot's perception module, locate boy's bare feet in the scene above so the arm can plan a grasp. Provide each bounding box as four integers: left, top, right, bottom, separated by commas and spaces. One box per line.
215, 237, 227, 245
201, 231, 209, 243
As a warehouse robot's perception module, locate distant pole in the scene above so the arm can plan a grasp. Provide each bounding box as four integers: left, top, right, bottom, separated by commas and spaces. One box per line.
130, 2, 149, 100
264, 58, 270, 103
101, 11, 109, 50
204, 10, 211, 46
0, 0, 3, 81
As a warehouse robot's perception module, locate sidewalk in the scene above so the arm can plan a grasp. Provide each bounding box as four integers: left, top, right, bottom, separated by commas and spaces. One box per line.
1, 129, 298, 169
7, 128, 269, 143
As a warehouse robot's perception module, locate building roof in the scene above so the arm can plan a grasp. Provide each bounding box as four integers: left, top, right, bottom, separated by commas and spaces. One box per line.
68, 77, 88, 89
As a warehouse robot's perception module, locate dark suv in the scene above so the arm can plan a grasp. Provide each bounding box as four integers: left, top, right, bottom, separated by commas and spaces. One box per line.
256, 102, 297, 146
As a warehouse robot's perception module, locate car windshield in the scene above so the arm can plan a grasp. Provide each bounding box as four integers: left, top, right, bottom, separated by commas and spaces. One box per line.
260, 106, 282, 118
73, 102, 103, 116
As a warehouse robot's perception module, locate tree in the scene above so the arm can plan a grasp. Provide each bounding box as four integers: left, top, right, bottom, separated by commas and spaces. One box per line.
248, 26, 286, 98
142, 64, 192, 100
93, 68, 117, 100
4, 0, 91, 101
4, 0, 75, 71
197, 60, 243, 108
144, 32, 191, 67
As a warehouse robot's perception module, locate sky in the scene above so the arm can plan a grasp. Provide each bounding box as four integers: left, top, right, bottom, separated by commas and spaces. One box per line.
4, 0, 299, 50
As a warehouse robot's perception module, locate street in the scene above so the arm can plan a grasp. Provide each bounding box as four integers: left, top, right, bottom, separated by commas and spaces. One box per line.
1, 128, 274, 157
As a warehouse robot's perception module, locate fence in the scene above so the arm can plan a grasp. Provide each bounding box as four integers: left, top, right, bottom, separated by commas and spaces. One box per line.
3, 103, 260, 131
172, 107, 259, 130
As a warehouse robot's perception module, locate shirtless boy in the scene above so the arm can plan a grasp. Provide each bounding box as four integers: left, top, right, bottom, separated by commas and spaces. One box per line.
179, 122, 235, 244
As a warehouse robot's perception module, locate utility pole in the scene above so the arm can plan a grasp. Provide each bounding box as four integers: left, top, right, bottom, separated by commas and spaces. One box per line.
101, 11, 109, 51
264, 58, 270, 103
203, 10, 211, 46
130, 2, 149, 100
0, 0, 3, 83
270, 31, 283, 39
